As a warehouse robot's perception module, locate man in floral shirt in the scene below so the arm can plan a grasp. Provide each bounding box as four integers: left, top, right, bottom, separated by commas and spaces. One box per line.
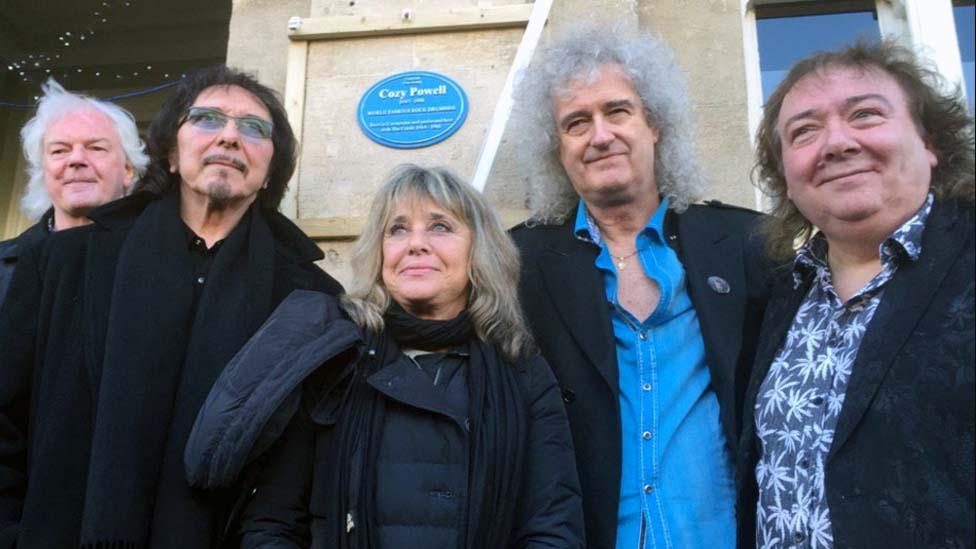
737, 40, 974, 548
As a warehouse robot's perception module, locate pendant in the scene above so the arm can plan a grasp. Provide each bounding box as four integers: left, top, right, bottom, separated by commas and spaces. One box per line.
616, 259, 626, 270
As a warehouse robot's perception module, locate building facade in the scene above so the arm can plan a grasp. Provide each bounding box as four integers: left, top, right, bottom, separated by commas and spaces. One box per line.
2, 0, 972, 288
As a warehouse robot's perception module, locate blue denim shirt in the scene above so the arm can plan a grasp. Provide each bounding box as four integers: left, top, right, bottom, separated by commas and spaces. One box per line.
574, 199, 736, 549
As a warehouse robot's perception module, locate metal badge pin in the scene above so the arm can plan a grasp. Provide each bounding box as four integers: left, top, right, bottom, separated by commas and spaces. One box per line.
707, 276, 730, 294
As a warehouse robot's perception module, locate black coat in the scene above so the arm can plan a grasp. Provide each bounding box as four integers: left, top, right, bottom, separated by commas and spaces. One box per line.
511, 202, 772, 549
0, 192, 342, 549
211, 292, 585, 548
0, 214, 49, 308
735, 199, 975, 548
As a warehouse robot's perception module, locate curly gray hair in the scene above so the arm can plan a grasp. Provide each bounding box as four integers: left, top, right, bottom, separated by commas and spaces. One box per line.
511, 22, 707, 223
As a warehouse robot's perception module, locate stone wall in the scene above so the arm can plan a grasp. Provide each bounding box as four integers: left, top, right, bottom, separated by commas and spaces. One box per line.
222, 0, 757, 287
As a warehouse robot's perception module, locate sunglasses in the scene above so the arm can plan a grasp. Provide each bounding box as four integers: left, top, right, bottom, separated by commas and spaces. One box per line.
181, 106, 274, 142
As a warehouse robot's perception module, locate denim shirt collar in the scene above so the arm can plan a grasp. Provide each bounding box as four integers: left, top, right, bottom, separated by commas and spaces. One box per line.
573, 196, 670, 247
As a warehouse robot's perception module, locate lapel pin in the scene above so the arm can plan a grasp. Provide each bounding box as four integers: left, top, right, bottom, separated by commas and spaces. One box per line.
707, 276, 730, 294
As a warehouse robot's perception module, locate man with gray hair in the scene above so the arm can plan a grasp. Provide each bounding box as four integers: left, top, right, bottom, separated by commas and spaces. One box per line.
0, 66, 342, 549
510, 24, 770, 548
0, 79, 147, 305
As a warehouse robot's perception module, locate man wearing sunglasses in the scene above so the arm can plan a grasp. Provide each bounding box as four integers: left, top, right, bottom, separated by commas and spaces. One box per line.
0, 66, 342, 549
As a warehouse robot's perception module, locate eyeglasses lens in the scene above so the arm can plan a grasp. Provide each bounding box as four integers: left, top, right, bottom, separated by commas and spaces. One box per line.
184, 107, 273, 141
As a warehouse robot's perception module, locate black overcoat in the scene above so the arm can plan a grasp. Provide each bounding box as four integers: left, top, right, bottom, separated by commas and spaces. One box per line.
510, 202, 772, 549
0, 191, 342, 549
735, 199, 975, 548
0, 215, 49, 308
179, 288, 584, 547
243, 347, 586, 549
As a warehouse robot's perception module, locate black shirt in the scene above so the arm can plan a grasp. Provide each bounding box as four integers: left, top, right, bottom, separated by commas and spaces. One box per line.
183, 223, 226, 312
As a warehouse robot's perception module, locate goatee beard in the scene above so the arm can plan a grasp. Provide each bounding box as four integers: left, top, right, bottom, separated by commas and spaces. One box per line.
206, 178, 232, 210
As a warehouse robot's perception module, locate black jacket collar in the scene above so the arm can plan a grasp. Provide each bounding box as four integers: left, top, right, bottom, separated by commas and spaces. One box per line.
88, 190, 323, 264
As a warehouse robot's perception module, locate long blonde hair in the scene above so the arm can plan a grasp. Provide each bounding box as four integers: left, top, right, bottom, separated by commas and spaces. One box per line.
341, 164, 535, 362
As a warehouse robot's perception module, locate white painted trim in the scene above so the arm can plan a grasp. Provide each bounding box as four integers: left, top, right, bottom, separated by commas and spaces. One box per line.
282, 39, 309, 219
288, 4, 533, 41
740, 0, 767, 212
471, 0, 552, 193
901, 0, 966, 99
876, 0, 910, 45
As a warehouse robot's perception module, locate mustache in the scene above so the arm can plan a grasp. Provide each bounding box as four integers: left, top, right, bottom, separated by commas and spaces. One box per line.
582, 143, 628, 163
203, 154, 247, 173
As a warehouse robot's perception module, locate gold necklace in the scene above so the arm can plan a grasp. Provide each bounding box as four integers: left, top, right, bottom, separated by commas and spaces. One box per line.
611, 249, 640, 270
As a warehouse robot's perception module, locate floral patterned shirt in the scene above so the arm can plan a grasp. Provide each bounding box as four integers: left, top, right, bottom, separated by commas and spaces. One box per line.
753, 194, 933, 549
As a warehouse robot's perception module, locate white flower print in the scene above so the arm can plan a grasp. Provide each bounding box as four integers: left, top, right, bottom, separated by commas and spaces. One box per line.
808, 506, 833, 548
762, 375, 798, 417
754, 194, 932, 548
776, 427, 803, 454
785, 388, 816, 423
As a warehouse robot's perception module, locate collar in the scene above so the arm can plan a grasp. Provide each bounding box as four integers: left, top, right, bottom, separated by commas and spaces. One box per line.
181, 207, 253, 254
87, 189, 323, 264
573, 196, 670, 246
183, 223, 225, 254
794, 192, 934, 275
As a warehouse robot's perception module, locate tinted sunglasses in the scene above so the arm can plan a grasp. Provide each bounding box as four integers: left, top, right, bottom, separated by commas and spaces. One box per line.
181, 106, 273, 142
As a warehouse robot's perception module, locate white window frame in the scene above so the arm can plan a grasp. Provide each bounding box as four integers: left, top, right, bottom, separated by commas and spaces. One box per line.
740, 0, 967, 210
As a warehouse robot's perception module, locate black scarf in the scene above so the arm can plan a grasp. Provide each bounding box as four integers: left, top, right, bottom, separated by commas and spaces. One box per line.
383, 301, 474, 351
331, 307, 527, 549
80, 190, 275, 548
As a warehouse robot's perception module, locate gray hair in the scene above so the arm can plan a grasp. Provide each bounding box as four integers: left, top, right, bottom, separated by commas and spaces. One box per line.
342, 164, 535, 363
511, 22, 707, 223
19, 79, 149, 220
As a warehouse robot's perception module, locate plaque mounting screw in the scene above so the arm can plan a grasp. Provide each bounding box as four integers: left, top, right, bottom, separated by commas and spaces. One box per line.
402, 8, 412, 21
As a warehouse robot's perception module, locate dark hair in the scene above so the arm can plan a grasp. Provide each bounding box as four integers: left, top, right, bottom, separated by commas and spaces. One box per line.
135, 66, 297, 210
754, 39, 976, 260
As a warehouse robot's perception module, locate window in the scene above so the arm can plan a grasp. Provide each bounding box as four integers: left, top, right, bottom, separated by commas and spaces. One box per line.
756, 4, 881, 101
954, 2, 975, 110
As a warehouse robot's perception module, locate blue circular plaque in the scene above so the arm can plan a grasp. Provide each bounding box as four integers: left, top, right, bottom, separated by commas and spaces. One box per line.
357, 71, 469, 149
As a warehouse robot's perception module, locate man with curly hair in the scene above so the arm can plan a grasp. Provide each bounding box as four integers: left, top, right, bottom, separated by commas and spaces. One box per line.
509, 23, 772, 548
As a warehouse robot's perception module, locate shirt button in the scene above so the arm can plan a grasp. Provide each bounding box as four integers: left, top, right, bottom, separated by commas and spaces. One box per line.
642, 431, 652, 440
643, 484, 653, 494
812, 396, 824, 406
638, 332, 648, 340
793, 531, 805, 543
196, 276, 206, 284
642, 383, 652, 392
799, 459, 810, 469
